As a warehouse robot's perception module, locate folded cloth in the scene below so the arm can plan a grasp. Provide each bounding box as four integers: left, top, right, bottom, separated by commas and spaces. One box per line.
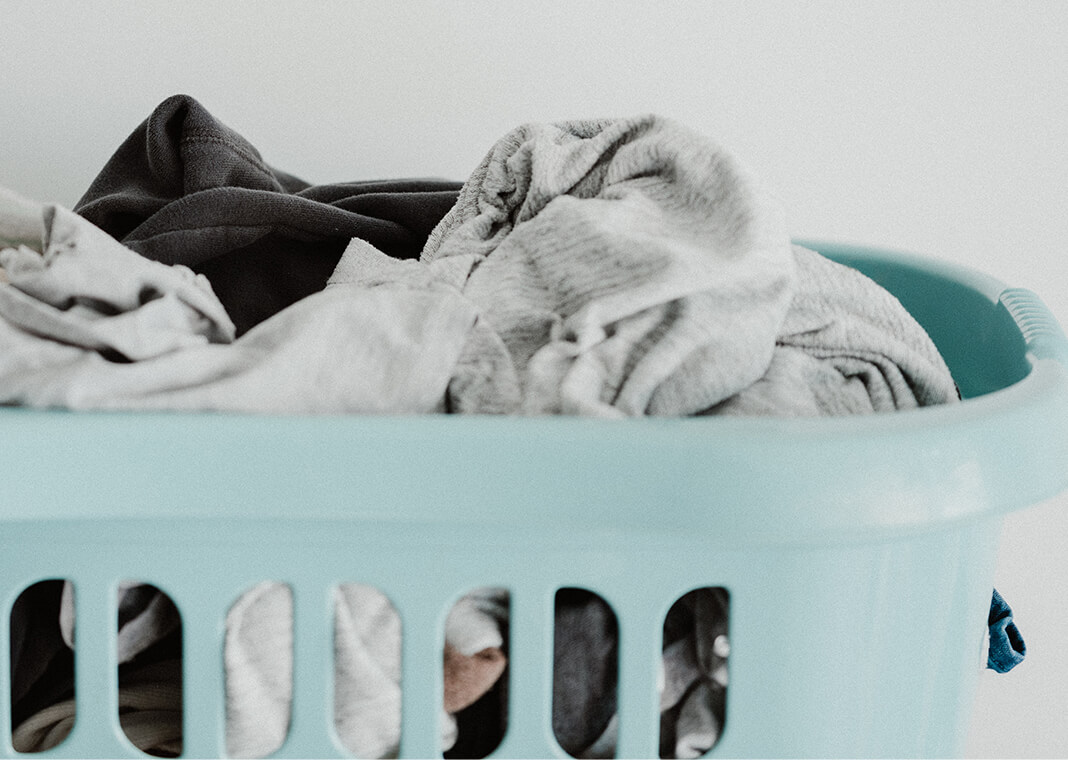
0, 185, 46, 251
73, 94, 462, 334
0, 199, 478, 413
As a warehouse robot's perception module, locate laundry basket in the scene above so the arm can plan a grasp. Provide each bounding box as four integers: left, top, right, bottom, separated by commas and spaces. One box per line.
2, 242, 1067, 759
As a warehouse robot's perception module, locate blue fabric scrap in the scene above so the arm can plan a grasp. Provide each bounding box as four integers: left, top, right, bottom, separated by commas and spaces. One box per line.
988, 588, 1026, 673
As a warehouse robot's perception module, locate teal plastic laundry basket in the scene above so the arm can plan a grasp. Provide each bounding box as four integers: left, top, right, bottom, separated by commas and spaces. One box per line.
1, 243, 1067, 759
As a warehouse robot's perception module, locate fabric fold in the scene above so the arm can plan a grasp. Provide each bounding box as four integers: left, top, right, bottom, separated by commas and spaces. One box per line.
74, 94, 462, 333
424, 115, 797, 417
0, 201, 479, 414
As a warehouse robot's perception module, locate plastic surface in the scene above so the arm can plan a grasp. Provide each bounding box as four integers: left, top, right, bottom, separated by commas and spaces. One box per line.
1, 243, 1067, 758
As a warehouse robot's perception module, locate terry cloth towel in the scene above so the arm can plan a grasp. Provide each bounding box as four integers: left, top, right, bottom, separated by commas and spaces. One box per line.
74, 94, 461, 334
0, 195, 478, 414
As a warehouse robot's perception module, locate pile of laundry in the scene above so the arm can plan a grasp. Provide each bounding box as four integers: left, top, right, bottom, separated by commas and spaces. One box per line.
0, 96, 958, 415
3, 95, 1020, 759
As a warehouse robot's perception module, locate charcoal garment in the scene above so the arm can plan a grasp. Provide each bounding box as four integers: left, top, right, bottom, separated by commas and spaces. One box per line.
550, 588, 730, 760
74, 94, 461, 334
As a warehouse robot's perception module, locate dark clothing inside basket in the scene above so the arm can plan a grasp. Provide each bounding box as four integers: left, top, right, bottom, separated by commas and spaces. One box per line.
73, 94, 462, 335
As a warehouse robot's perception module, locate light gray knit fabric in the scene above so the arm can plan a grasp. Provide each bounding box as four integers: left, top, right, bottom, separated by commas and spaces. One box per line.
707, 244, 960, 415
221, 582, 507, 759
424, 115, 797, 416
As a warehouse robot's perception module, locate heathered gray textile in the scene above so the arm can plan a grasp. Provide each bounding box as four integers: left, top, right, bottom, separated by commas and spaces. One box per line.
708, 245, 960, 416
422, 115, 956, 416
424, 115, 798, 417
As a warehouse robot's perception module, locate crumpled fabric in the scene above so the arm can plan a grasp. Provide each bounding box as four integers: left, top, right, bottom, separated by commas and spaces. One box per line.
12, 659, 183, 758
423, 115, 797, 417
552, 589, 620, 757
0, 196, 478, 414
11, 582, 183, 756
551, 587, 729, 760
707, 244, 961, 415
1, 113, 957, 416
658, 589, 730, 760
10, 582, 509, 759
987, 588, 1026, 673
0, 185, 46, 252
59, 582, 182, 666
73, 94, 462, 335
410, 114, 958, 416
0, 205, 234, 361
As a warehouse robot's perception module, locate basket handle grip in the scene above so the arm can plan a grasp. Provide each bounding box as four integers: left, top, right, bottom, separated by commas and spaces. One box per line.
999, 287, 1068, 366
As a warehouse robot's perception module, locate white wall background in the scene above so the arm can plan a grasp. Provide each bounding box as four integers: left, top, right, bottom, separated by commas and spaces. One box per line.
1, 1, 1065, 756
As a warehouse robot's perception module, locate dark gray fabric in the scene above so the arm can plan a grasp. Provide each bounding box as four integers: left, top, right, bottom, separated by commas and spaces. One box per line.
74, 94, 461, 334
659, 589, 730, 759
551, 587, 730, 759
9, 581, 72, 730
553, 588, 619, 756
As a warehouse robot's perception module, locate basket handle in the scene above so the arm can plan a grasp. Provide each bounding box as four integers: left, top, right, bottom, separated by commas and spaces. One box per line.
999, 287, 1068, 366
